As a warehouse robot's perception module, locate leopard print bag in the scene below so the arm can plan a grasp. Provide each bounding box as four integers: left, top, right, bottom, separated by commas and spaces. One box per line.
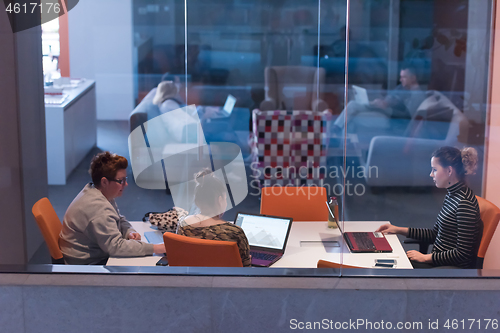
142, 207, 189, 232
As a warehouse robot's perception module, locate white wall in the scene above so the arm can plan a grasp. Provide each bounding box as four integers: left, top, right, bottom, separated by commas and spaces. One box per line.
68, 0, 134, 120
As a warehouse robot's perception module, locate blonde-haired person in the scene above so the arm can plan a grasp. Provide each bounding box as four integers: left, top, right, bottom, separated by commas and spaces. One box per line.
152, 80, 184, 114
59, 152, 165, 265
177, 169, 251, 267
376, 147, 483, 268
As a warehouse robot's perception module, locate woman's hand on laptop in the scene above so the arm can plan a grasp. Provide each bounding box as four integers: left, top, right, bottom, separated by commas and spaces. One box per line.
376, 224, 409, 237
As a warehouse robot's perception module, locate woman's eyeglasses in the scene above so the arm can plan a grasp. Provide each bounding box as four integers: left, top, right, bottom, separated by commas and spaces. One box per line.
106, 177, 128, 185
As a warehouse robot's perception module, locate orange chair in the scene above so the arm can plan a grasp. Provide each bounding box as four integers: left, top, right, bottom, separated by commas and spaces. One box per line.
482, 226, 500, 270
32, 198, 64, 264
260, 186, 329, 221
163, 232, 243, 267
317, 260, 364, 269
406, 196, 500, 268
476, 196, 500, 268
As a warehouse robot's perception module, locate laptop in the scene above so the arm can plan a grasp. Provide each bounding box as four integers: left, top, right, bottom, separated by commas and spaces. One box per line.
143, 231, 170, 266
210, 94, 237, 118
352, 85, 370, 105
325, 202, 392, 253
234, 212, 293, 267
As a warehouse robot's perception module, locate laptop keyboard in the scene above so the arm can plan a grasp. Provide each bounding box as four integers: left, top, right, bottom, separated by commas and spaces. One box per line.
251, 251, 279, 261
352, 233, 376, 250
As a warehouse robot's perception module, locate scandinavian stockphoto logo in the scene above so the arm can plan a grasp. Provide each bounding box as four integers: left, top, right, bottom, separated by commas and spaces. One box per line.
3, 0, 79, 33
128, 105, 248, 213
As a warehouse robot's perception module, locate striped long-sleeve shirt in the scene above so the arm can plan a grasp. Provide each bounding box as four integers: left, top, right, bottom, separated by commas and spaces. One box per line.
408, 181, 483, 268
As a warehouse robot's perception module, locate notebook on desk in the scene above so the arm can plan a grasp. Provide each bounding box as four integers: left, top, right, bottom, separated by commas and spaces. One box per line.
325, 202, 392, 253
234, 213, 293, 267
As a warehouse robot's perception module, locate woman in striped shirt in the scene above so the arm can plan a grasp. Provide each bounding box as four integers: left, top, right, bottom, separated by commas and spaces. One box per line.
376, 146, 482, 268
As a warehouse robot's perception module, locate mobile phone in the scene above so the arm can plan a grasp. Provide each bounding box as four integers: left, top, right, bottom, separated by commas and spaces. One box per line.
156, 256, 169, 266
374, 259, 396, 268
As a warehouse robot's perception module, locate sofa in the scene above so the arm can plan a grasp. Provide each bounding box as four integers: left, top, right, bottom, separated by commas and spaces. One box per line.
129, 87, 251, 193
128, 88, 207, 190
358, 91, 470, 187
130, 87, 250, 144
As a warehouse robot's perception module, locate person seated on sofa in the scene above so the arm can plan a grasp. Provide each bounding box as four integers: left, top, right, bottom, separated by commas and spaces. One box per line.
152, 80, 184, 114
177, 169, 251, 267
333, 66, 426, 132
376, 146, 482, 268
59, 151, 165, 265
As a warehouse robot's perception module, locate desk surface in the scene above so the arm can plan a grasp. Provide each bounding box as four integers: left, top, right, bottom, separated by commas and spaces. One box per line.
107, 221, 412, 269
272, 221, 412, 269
45, 79, 95, 110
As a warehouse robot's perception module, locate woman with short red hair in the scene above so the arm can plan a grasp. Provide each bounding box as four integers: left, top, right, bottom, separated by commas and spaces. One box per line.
60, 151, 165, 265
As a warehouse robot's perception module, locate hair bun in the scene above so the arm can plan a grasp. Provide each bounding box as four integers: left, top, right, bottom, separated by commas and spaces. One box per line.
461, 147, 478, 176
194, 168, 214, 186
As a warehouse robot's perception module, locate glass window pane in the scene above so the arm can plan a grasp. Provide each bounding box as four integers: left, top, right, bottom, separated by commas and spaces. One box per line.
339, 0, 492, 271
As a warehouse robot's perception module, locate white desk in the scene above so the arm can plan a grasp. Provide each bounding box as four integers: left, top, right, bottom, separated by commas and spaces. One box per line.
107, 221, 164, 266
107, 221, 412, 269
272, 221, 412, 269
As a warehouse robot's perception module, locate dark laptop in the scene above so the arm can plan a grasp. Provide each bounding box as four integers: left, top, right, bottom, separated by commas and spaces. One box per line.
326, 202, 392, 253
234, 213, 293, 267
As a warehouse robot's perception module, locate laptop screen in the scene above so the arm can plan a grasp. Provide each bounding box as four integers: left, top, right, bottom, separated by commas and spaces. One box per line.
222, 94, 236, 114
235, 213, 292, 250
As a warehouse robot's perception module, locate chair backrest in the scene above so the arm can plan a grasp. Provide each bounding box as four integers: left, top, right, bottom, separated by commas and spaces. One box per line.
483, 225, 500, 270
251, 110, 329, 187
262, 66, 325, 111
476, 196, 500, 260
317, 259, 363, 269
260, 186, 328, 222
163, 232, 243, 267
32, 197, 63, 262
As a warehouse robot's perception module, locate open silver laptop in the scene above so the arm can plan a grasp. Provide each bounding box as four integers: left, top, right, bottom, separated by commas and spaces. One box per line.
234, 212, 293, 267
210, 94, 237, 118
352, 85, 370, 105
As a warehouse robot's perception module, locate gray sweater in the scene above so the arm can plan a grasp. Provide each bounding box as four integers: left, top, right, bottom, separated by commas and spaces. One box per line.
59, 184, 154, 264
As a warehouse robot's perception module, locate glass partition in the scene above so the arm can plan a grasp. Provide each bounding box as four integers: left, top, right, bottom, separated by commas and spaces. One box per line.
14, 0, 497, 275
337, 0, 492, 270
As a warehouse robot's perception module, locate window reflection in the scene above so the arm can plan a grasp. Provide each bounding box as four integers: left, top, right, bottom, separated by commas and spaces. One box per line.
38, 0, 495, 271
328, 0, 489, 234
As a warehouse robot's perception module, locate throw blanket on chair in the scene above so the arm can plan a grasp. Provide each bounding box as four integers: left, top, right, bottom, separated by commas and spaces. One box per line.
250, 110, 329, 187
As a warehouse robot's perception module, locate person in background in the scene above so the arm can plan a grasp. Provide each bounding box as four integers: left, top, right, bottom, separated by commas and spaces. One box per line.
152, 80, 184, 114
332, 66, 426, 132
376, 147, 482, 268
59, 152, 165, 265
177, 169, 251, 267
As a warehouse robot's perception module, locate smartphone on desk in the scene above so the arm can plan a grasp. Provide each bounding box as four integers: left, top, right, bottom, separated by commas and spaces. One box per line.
374, 259, 397, 268
156, 256, 169, 266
